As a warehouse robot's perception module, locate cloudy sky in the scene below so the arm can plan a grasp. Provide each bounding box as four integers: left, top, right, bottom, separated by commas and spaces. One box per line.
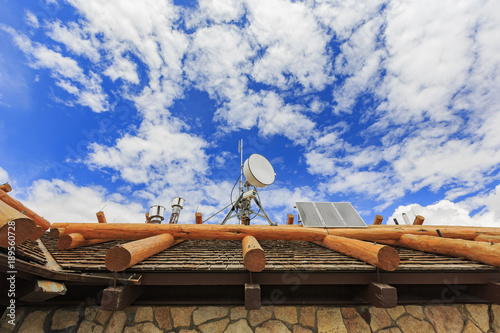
0, 0, 499, 226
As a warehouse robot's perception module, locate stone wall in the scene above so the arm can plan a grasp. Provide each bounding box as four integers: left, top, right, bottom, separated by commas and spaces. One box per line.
1, 304, 499, 332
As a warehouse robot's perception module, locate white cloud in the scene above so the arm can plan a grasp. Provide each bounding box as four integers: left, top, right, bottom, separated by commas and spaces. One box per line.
246, 0, 332, 91
23, 179, 145, 223
25, 11, 39, 29
47, 21, 100, 62
0, 166, 9, 183
1, 26, 109, 112
86, 118, 209, 193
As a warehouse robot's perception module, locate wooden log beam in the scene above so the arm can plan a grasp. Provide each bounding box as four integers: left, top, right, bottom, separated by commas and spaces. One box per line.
413, 215, 425, 225
100, 285, 144, 311
58, 233, 113, 250
96, 211, 107, 224
373, 215, 383, 225
245, 283, 261, 310
474, 234, 500, 244
242, 235, 266, 272
49, 228, 65, 239
379, 234, 500, 267
49, 223, 500, 242
50, 223, 330, 241
29, 225, 46, 241
360, 282, 397, 308
0, 190, 51, 230
0, 184, 12, 193
316, 235, 400, 271
287, 214, 294, 225
105, 234, 177, 271
0, 199, 36, 247
195, 212, 203, 224
19, 279, 67, 302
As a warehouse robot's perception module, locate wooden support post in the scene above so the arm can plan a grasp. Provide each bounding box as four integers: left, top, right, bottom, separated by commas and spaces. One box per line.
105, 234, 176, 271
466, 281, 500, 304
413, 215, 425, 225
195, 212, 203, 224
474, 234, 500, 243
373, 215, 384, 225
96, 211, 107, 223
100, 285, 144, 311
49, 228, 65, 239
29, 225, 46, 241
287, 214, 294, 225
20, 280, 67, 302
245, 283, 261, 310
379, 234, 500, 267
0, 190, 51, 230
145, 212, 151, 223
242, 236, 266, 272
361, 282, 397, 308
58, 233, 113, 250
0, 184, 12, 193
317, 235, 400, 271
0, 199, 36, 247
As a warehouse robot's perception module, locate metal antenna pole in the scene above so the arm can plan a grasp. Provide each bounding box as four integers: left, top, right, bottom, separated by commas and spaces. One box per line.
239, 139, 243, 196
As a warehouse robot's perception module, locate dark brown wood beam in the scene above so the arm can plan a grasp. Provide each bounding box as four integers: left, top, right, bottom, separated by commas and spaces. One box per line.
100, 285, 144, 311
245, 283, 261, 310
19, 279, 67, 302
361, 281, 397, 308
466, 281, 500, 304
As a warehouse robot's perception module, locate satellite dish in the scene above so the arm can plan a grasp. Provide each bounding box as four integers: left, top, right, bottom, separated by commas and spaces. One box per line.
243, 154, 276, 188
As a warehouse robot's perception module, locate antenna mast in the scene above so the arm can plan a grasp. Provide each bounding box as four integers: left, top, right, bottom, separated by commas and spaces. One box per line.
239, 139, 243, 196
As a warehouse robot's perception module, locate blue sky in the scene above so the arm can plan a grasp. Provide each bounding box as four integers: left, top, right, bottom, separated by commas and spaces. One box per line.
0, 0, 499, 226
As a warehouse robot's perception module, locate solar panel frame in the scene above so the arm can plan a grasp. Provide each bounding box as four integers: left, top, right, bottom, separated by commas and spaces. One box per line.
296, 202, 367, 228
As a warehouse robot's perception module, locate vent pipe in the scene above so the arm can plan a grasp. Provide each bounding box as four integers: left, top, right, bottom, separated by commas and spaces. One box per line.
168, 197, 184, 224
148, 205, 166, 224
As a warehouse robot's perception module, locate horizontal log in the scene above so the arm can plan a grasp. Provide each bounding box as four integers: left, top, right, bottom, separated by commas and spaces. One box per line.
29, 225, 46, 241
242, 235, 265, 272
0, 190, 51, 230
0, 184, 12, 193
0, 199, 36, 247
380, 234, 500, 267
330, 225, 500, 241
105, 234, 177, 271
58, 233, 113, 250
48, 223, 500, 243
474, 234, 500, 244
50, 223, 330, 241
316, 235, 399, 271
50, 228, 65, 239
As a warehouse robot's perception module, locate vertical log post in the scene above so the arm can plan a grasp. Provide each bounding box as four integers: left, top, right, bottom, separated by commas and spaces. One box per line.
96, 211, 107, 224
242, 235, 266, 272
0, 199, 36, 247
145, 212, 151, 223
195, 212, 203, 224
105, 234, 176, 271
287, 214, 294, 225
373, 215, 384, 225
413, 215, 425, 225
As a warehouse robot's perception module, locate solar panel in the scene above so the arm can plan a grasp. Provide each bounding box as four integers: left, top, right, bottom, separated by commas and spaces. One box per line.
295, 202, 367, 228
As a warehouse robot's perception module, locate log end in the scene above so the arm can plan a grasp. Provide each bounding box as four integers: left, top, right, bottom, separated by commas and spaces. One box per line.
243, 248, 266, 272
0, 218, 36, 248
105, 246, 132, 272
377, 245, 400, 271
29, 225, 46, 241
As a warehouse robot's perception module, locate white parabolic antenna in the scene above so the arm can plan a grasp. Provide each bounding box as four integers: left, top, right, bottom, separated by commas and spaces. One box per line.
243, 154, 276, 188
